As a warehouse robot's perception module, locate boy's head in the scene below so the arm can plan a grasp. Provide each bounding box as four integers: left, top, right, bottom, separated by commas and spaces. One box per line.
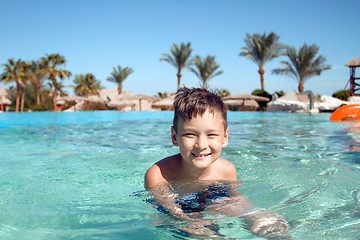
172, 87, 227, 132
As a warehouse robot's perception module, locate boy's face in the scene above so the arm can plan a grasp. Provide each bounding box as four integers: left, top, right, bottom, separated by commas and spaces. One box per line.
171, 110, 229, 170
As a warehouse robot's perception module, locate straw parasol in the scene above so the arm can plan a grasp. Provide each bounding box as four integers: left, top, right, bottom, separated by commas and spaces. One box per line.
107, 99, 136, 109
222, 94, 270, 111
152, 95, 175, 110
123, 94, 159, 111
222, 94, 270, 102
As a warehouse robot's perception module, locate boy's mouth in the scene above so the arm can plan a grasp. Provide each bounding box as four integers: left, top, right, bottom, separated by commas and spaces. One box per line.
192, 153, 211, 159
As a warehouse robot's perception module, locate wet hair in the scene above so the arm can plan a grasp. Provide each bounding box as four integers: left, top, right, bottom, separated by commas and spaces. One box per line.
173, 87, 227, 131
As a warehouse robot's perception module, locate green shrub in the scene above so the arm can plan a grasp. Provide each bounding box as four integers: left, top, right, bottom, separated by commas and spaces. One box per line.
274, 90, 286, 97
251, 89, 272, 111
251, 89, 272, 100
332, 89, 350, 101
30, 104, 48, 111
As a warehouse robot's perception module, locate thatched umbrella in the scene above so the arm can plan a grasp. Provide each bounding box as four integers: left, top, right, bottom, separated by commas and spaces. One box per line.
223, 99, 259, 111
222, 94, 270, 111
152, 95, 175, 110
123, 94, 159, 111
107, 99, 137, 110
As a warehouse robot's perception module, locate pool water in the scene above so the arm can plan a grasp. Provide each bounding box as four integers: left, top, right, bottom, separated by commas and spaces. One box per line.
1, 111, 360, 239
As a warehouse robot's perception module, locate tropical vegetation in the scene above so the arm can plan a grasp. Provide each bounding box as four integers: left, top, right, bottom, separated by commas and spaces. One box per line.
332, 89, 350, 101
160, 42, 193, 90
188, 55, 223, 89
74, 73, 102, 97
240, 32, 286, 91
29, 60, 47, 106
107, 65, 134, 95
41, 54, 72, 110
272, 44, 331, 93
0, 33, 340, 112
216, 88, 230, 97
251, 89, 272, 111
1, 59, 24, 111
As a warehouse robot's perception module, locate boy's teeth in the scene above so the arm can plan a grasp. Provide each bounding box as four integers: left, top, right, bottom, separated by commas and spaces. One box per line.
195, 153, 209, 157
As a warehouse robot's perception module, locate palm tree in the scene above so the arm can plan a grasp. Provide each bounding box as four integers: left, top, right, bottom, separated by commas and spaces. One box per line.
18, 62, 31, 112
29, 60, 47, 105
1, 59, 24, 111
41, 54, 71, 111
240, 32, 286, 91
107, 65, 134, 95
272, 44, 331, 93
188, 55, 223, 89
216, 88, 231, 97
160, 42, 193, 90
74, 73, 102, 97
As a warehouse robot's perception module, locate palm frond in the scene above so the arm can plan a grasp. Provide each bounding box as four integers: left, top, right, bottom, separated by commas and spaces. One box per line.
240, 32, 285, 67
272, 43, 331, 89
188, 55, 223, 89
107, 65, 134, 86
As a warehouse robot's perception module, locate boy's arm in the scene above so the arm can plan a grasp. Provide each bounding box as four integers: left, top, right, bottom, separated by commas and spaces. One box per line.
242, 210, 291, 239
206, 183, 291, 239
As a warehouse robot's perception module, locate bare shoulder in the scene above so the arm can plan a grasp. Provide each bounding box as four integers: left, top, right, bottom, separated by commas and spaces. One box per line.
144, 163, 164, 189
213, 158, 237, 181
144, 154, 180, 189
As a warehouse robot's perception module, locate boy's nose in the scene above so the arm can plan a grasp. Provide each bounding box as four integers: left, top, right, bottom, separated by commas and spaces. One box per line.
196, 136, 208, 149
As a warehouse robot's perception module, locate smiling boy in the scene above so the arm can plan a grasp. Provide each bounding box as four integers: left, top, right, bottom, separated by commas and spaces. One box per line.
144, 87, 290, 238
145, 87, 236, 189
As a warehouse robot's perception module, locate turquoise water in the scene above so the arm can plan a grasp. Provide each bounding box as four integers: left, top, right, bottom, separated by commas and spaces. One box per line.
1, 111, 360, 239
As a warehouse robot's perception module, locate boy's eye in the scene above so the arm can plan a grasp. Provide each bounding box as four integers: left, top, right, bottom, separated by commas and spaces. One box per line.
184, 133, 196, 137
208, 134, 219, 137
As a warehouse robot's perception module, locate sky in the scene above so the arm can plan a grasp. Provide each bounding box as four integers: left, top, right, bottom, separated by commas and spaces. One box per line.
1, 0, 359, 97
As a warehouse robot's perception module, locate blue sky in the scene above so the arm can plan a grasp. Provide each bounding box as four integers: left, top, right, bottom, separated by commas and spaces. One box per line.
1, 0, 359, 96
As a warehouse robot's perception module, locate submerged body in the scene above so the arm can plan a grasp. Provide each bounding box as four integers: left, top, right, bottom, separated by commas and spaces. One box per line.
147, 180, 290, 238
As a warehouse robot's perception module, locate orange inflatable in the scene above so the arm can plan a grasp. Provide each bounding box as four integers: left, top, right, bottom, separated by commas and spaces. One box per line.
330, 104, 360, 121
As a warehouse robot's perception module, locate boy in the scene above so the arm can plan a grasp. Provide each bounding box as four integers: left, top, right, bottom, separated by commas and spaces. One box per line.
144, 87, 290, 238
145, 87, 236, 189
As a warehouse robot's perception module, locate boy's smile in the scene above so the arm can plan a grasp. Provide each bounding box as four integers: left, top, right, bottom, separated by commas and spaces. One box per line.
171, 110, 229, 176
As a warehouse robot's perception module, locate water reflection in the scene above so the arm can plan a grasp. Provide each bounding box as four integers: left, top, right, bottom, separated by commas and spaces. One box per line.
332, 121, 360, 152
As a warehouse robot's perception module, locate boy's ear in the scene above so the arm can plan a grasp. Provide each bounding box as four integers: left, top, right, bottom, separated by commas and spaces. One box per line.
171, 126, 179, 146
222, 127, 229, 148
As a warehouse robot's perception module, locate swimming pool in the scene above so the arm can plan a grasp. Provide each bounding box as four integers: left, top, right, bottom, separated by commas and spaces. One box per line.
0, 111, 360, 239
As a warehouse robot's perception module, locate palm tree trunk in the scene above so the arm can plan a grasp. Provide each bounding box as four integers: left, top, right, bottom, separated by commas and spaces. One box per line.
298, 80, 304, 93
36, 83, 41, 105
52, 74, 58, 111
258, 66, 265, 91
15, 81, 20, 112
118, 83, 123, 95
177, 70, 182, 91
202, 80, 206, 89
20, 83, 25, 112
